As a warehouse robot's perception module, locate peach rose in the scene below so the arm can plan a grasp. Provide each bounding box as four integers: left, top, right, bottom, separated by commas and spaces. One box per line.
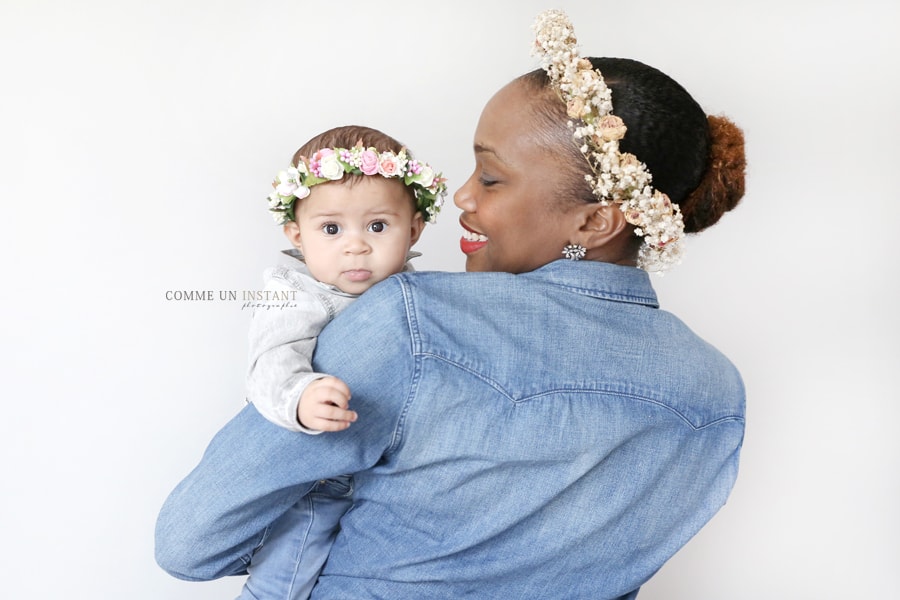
378, 153, 402, 177
567, 97, 588, 119
624, 209, 643, 226
576, 69, 599, 88
599, 115, 627, 141
619, 153, 641, 170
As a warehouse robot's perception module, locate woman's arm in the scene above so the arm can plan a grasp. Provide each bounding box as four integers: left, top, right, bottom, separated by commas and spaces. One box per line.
154, 277, 413, 581
155, 404, 321, 580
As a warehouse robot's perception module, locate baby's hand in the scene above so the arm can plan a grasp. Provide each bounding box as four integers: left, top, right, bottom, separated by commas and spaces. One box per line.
297, 376, 357, 432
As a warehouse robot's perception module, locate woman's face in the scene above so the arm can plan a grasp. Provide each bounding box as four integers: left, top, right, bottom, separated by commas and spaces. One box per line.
453, 81, 581, 274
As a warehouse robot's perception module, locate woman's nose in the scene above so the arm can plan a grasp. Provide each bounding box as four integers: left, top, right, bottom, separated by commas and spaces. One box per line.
453, 174, 476, 212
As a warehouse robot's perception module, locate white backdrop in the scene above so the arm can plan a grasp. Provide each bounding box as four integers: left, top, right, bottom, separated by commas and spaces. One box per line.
1, 0, 898, 598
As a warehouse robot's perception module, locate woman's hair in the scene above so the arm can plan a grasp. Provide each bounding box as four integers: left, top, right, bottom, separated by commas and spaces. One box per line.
516, 57, 745, 234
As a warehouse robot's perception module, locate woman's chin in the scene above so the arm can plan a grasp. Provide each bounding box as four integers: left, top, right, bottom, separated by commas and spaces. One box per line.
464, 254, 490, 273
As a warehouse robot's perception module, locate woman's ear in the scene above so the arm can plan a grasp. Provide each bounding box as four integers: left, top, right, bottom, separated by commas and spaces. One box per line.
573, 203, 629, 249
283, 220, 302, 251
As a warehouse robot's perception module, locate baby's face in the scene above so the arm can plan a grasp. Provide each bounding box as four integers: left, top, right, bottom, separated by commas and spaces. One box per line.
291, 178, 424, 294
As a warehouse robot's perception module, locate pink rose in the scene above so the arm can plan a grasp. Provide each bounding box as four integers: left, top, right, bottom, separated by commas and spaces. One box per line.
311, 148, 334, 163
359, 149, 379, 175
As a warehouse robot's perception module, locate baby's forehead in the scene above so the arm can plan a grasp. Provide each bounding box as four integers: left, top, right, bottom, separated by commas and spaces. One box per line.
300, 204, 406, 219
297, 180, 416, 220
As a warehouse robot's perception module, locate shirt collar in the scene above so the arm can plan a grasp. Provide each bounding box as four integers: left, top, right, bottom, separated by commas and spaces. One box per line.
525, 260, 659, 308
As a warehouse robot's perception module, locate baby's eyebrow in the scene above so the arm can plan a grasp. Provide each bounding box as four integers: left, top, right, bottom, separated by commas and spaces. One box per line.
304, 207, 403, 219
363, 208, 402, 216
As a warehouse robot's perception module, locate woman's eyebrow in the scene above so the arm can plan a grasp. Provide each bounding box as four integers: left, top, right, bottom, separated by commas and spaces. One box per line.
474, 143, 510, 166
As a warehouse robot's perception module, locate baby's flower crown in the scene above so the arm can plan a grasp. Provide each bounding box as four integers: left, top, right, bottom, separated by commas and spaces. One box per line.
267, 142, 447, 225
532, 9, 686, 272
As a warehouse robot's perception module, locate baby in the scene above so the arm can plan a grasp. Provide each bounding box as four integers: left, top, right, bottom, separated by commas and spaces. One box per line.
240, 125, 445, 599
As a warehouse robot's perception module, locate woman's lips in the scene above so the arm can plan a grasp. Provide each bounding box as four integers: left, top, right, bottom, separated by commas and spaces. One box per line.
460, 238, 487, 255
459, 220, 488, 255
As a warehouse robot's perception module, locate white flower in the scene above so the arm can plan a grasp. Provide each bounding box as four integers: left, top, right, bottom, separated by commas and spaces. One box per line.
286, 166, 302, 182
318, 153, 344, 180
266, 146, 444, 225
275, 181, 297, 197
410, 165, 435, 188
531, 8, 685, 272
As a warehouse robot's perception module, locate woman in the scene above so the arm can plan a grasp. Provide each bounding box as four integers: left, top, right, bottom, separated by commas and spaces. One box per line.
156, 11, 746, 599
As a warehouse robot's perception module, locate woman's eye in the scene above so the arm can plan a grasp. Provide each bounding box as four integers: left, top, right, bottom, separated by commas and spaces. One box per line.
322, 223, 341, 235
479, 175, 498, 187
368, 221, 387, 233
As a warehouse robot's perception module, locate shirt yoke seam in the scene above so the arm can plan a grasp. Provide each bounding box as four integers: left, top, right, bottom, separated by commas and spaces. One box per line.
419, 352, 743, 431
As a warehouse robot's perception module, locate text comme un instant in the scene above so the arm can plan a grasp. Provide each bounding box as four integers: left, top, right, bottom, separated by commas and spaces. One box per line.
165, 290, 298, 302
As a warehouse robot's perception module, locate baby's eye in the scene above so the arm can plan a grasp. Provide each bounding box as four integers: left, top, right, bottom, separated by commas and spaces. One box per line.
368, 221, 387, 233
322, 223, 341, 235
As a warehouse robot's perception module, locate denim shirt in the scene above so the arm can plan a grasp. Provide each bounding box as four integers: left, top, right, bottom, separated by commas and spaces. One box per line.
156, 260, 745, 599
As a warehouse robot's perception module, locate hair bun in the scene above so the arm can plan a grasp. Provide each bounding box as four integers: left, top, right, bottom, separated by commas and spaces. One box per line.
680, 115, 746, 234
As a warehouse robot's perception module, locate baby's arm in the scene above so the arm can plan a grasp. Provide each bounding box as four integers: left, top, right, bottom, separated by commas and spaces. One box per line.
246, 270, 354, 432
297, 376, 357, 432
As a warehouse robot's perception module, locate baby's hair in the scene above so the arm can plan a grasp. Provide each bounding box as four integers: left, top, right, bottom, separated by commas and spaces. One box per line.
516, 58, 745, 234
292, 125, 406, 165
289, 124, 415, 206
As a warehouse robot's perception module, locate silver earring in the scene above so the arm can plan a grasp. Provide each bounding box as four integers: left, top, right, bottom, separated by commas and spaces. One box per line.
561, 244, 586, 261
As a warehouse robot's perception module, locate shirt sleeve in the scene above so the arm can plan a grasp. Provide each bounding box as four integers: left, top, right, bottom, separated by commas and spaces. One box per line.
155, 276, 415, 581
245, 273, 331, 432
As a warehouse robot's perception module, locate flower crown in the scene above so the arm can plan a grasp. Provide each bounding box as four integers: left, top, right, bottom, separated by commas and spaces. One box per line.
267, 142, 447, 225
532, 10, 685, 272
